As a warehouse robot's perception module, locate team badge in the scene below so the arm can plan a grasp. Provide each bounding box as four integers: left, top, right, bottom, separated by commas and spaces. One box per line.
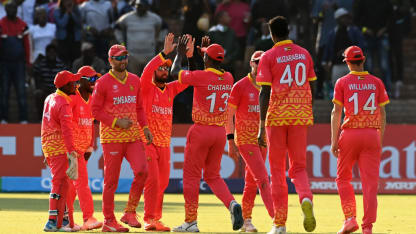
284, 47, 292, 51
218, 76, 224, 81
130, 85, 134, 91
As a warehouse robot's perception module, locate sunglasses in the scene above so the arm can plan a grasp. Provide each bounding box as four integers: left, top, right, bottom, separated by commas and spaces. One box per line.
111, 55, 128, 61
82, 75, 99, 83
158, 66, 170, 71
252, 60, 260, 65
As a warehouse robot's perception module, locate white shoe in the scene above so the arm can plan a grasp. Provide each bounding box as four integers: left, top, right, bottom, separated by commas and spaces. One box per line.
267, 225, 286, 234
229, 200, 244, 230
172, 221, 199, 232
301, 197, 316, 232
240, 219, 257, 232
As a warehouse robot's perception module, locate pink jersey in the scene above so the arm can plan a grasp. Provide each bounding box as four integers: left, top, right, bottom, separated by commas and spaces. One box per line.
333, 71, 390, 129
257, 40, 316, 126
91, 70, 148, 144
140, 53, 188, 147
70, 89, 94, 153
178, 68, 233, 126
41, 89, 76, 157
228, 74, 261, 146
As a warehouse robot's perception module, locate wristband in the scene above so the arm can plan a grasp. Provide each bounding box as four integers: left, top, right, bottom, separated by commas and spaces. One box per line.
161, 51, 167, 59
227, 134, 234, 140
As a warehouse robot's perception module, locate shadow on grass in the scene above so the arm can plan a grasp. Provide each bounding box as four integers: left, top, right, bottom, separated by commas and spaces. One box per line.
0, 197, 227, 212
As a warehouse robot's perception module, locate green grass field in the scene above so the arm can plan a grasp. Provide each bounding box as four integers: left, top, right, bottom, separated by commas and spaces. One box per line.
0, 193, 414, 234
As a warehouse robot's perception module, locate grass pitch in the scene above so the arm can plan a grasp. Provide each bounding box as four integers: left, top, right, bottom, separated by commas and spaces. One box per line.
0, 193, 414, 233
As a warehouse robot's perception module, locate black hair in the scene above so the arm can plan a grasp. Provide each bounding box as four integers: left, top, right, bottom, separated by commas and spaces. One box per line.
46, 43, 57, 52
215, 10, 227, 24
268, 16, 289, 39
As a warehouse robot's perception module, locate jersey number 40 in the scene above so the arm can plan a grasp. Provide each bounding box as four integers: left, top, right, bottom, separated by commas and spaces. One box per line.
279, 62, 307, 87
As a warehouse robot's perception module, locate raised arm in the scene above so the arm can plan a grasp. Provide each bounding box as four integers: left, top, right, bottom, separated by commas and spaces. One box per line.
170, 35, 189, 80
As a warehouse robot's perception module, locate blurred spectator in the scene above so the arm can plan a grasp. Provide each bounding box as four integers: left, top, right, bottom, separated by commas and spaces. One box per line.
53, 0, 82, 66
114, 0, 162, 75
32, 43, 67, 121
116, 0, 134, 18
322, 8, 365, 86
389, 0, 412, 99
0, 2, 30, 124
16, 0, 35, 26
207, 10, 240, 74
79, 0, 118, 61
254, 21, 273, 51
353, 0, 393, 93
0, 4, 5, 19
182, 0, 212, 47
29, 7, 56, 63
215, 0, 250, 58
47, 0, 58, 22
72, 41, 107, 75
251, 0, 287, 38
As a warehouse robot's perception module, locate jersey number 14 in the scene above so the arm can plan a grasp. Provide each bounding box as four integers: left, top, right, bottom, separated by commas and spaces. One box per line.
348, 92, 377, 115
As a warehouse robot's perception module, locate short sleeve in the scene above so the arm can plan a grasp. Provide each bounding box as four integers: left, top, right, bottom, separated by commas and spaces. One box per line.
178, 70, 197, 86
332, 79, 344, 106
256, 53, 272, 86
307, 53, 317, 81
378, 79, 390, 106
228, 83, 241, 109
169, 80, 189, 96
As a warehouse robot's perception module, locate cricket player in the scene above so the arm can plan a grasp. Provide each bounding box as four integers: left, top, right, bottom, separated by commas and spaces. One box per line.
170, 35, 244, 232
42, 70, 80, 232
123, 33, 190, 232
90, 44, 153, 232
226, 50, 274, 232
257, 16, 317, 234
65, 66, 103, 231
331, 46, 389, 234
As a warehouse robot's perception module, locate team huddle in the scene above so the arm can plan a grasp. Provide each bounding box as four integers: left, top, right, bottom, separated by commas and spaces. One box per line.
40, 16, 389, 234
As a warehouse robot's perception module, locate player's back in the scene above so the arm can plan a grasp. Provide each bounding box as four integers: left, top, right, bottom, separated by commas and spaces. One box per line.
257, 40, 316, 126
179, 68, 233, 126
333, 71, 389, 129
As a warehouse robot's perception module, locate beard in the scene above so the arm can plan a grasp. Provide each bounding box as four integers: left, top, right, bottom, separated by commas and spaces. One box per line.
154, 75, 168, 83
113, 63, 127, 72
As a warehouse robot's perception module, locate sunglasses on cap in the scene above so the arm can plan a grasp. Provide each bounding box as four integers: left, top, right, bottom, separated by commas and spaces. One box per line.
157, 66, 170, 71
81, 75, 99, 83
111, 55, 128, 61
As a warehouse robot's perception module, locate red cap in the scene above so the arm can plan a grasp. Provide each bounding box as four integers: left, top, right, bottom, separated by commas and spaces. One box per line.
343, 46, 365, 62
77, 66, 97, 77
201, 44, 224, 61
251, 50, 264, 61
54, 70, 81, 88
108, 44, 128, 57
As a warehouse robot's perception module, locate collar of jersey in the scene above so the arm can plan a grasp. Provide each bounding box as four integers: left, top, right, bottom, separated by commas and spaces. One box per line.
349, 71, 369, 75
273, 40, 293, 48
76, 89, 90, 104
205, 68, 224, 76
247, 73, 260, 91
109, 70, 128, 85
56, 89, 72, 103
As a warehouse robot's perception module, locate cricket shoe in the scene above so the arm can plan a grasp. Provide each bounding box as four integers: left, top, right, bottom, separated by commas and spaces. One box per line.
144, 219, 171, 231
362, 227, 372, 234
267, 225, 286, 234
43, 219, 72, 232
69, 224, 81, 231
120, 211, 142, 228
81, 216, 103, 230
337, 217, 359, 234
240, 219, 257, 232
172, 221, 200, 232
301, 197, 316, 232
102, 219, 129, 232
229, 200, 244, 230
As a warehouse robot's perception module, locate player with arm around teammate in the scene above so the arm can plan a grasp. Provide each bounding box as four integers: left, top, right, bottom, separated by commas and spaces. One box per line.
257, 16, 317, 234
331, 46, 389, 234
170, 35, 244, 232
226, 50, 274, 232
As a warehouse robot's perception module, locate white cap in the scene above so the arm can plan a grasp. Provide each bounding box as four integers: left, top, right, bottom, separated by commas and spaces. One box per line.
334, 8, 349, 19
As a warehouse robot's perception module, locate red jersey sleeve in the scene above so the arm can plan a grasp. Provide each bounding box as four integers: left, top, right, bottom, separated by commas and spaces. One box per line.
333, 78, 344, 106
136, 79, 148, 128
58, 103, 76, 153
178, 70, 197, 86
377, 79, 390, 106
141, 53, 166, 91
91, 80, 117, 128
169, 80, 189, 96
228, 82, 241, 109
256, 53, 272, 86
307, 53, 317, 81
